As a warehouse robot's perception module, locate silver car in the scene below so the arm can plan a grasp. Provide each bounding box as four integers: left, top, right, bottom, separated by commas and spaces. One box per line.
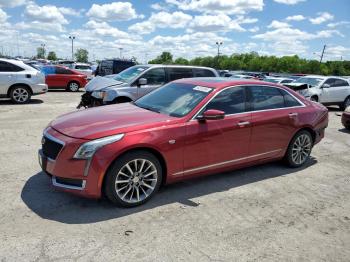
77, 64, 219, 108
0, 58, 47, 104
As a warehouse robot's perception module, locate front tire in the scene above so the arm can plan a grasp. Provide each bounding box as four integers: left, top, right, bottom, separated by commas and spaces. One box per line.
104, 151, 162, 207
339, 96, 350, 111
67, 81, 80, 92
10, 86, 31, 104
285, 130, 313, 168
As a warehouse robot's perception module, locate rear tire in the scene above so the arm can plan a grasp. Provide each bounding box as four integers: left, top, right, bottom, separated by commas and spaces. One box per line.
285, 130, 313, 168
67, 81, 80, 92
10, 86, 31, 104
104, 151, 162, 207
310, 96, 318, 102
339, 96, 350, 111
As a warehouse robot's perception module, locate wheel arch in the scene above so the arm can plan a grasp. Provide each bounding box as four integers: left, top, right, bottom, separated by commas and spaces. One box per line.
7, 83, 33, 97
291, 126, 316, 144
113, 96, 133, 103
101, 146, 168, 196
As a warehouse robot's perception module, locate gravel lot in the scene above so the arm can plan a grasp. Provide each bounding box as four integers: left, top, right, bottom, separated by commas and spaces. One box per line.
0, 91, 349, 262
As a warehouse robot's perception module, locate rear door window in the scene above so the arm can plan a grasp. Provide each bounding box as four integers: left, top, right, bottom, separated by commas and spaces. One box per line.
193, 69, 216, 77
55, 67, 73, 75
249, 86, 285, 111
0, 61, 24, 72
167, 68, 193, 81
334, 79, 349, 87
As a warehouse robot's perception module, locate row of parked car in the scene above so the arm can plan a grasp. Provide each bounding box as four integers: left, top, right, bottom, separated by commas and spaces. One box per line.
1, 57, 349, 129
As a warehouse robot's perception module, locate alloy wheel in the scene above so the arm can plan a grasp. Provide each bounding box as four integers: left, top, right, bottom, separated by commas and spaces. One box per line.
115, 159, 158, 204
69, 82, 79, 92
291, 134, 312, 165
13, 87, 29, 103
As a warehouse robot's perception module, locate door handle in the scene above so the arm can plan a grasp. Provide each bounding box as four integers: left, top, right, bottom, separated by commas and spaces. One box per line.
289, 113, 298, 118
237, 121, 250, 127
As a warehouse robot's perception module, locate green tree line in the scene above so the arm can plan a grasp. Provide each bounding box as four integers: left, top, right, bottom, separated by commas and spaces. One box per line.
149, 51, 350, 76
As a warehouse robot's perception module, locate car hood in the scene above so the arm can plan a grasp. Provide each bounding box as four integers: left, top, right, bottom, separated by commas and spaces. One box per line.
85, 76, 128, 92
50, 103, 178, 140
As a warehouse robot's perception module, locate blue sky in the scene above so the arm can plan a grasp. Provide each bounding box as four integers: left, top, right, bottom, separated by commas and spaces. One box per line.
0, 0, 349, 61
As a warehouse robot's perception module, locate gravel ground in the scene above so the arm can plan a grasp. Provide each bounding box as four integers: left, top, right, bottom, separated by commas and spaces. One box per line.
0, 91, 349, 262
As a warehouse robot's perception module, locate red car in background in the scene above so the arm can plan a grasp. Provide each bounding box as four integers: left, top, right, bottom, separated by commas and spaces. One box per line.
38, 78, 328, 207
42, 65, 88, 92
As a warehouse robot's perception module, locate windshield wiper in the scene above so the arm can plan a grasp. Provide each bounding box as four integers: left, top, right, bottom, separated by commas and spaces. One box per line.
135, 104, 161, 113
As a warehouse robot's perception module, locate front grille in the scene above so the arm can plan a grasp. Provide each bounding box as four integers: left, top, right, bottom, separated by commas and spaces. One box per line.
42, 136, 63, 160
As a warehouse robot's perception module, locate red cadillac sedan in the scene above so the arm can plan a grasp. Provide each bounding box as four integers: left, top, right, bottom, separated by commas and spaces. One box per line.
39, 78, 328, 207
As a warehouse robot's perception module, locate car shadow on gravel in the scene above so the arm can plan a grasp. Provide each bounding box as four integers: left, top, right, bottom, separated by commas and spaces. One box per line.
0, 99, 43, 105
338, 128, 350, 134
21, 158, 317, 224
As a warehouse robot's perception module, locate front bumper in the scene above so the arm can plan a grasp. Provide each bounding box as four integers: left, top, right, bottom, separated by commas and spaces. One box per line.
38, 128, 105, 198
32, 83, 48, 95
77, 92, 103, 108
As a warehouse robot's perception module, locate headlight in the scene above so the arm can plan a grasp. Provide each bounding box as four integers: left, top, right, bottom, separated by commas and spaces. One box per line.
73, 134, 124, 159
91, 91, 106, 99
345, 106, 350, 113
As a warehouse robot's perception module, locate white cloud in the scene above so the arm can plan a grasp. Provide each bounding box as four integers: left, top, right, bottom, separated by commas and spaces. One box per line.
268, 20, 290, 29
327, 21, 350, 28
325, 45, 350, 60
286, 15, 305, 21
248, 26, 259, 33
58, 7, 82, 17
0, 7, 8, 23
24, 2, 68, 24
309, 12, 334, 25
0, 0, 26, 8
87, 2, 140, 21
189, 14, 245, 32
151, 2, 170, 11
273, 0, 305, 5
15, 21, 66, 32
129, 11, 192, 34
165, 0, 264, 15
84, 20, 130, 38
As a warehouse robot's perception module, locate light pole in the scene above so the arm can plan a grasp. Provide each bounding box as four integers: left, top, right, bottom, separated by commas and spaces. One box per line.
69, 36, 75, 60
216, 41, 223, 58
41, 44, 46, 59
119, 47, 123, 59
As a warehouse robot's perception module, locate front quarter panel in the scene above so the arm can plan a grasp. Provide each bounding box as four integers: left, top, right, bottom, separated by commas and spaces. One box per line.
94, 122, 186, 191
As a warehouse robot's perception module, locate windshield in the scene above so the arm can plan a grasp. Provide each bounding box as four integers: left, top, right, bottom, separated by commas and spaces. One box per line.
134, 83, 213, 117
113, 65, 149, 83
294, 77, 324, 87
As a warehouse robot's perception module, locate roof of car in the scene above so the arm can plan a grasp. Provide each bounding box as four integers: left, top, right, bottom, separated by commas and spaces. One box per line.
174, 77, 282, 89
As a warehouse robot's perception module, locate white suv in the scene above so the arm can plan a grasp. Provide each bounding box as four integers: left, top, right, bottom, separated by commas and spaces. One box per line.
0, 59, 48, 104
288, 75, 350, 110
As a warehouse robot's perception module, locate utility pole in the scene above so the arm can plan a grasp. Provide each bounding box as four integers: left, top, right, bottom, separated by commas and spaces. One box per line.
69, 36, 75, 61
41, 44, 46, 58
119, 47, 123, 59
320, 44, 326, 63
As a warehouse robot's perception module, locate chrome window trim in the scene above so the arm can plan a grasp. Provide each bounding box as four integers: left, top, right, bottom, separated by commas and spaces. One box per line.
172, 149, 282, 176
43, 129, 65, 161
52, 176, 86, 191
190, 84, 306, 121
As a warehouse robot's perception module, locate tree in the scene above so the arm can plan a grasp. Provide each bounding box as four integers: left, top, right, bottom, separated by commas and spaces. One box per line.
75, 48, 89, 63
174, 57, 189, 65
47, 51, 57, 61
149, 51, 173, 64
36, 47, 45, 59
